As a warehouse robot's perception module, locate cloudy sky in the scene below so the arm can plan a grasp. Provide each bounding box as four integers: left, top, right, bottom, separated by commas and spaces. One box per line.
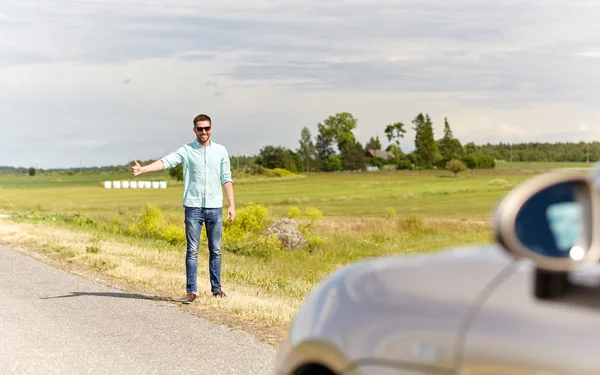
2, 0, 600, 169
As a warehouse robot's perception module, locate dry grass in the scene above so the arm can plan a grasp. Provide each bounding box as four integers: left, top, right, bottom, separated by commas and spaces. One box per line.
314, 216, 491, 236
0, 189, 495, 347
0, 219, 295, 345
0, 214, 493, 346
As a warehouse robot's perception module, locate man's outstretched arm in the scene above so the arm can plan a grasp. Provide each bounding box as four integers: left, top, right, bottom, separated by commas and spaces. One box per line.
131, 159, 164, 176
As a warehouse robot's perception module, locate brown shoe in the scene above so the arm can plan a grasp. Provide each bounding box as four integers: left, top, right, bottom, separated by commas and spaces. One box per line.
181, 292, 197, 304
212, 290, 226, 298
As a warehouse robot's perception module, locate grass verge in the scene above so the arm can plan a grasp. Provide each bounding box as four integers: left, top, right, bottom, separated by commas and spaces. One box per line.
0, 213, 492, 346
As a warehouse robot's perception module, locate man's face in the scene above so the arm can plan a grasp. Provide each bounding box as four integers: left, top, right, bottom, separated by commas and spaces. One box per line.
194, 120, 212, 143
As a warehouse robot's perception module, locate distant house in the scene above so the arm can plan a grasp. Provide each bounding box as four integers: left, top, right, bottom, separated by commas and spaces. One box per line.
366, 149, 395, 160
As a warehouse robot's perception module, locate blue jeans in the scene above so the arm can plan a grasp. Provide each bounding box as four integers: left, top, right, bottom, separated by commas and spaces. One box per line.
184, 206, 223, 293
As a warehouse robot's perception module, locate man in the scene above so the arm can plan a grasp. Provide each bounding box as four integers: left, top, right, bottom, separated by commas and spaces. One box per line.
131, 114, 235, 303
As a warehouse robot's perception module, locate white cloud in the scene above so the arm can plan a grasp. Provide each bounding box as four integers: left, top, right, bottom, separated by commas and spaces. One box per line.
498, 124, 526, 139
579, 50, 600, 58
2, 0, 600, 168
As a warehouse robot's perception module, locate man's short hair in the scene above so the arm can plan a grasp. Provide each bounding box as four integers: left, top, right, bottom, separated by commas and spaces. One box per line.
193, 114, 211, 126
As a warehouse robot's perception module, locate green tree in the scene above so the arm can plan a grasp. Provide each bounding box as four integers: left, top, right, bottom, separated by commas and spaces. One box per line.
315, 112, 360, 171
169, 164, 183, 181
315, 130, 335, 168
319, 112, 358, 153
446, 159, 467, 177
255, 146, 302, 172
439, 117, 463, 165
384, 122, 406, 155
28, 167, 36, 176
281, 149, 303, 173
324, 155, 343, 171
386, 144, 405, 159
230, 155, 255, 170
256, 145, 285, 169
365, 136, 382, 150
413, 113, 437, 168
341, 140, 367, 170
464, 142, 479, 154
298, 126, 317, 172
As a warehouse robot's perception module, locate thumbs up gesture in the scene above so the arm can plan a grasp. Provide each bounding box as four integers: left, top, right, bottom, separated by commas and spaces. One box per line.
131, 160, 143, 176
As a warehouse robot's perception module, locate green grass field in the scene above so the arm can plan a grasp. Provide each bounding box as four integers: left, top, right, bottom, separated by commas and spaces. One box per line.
0, 172, 518, 219
0, 161, 593, 343
0, 161, 591, 218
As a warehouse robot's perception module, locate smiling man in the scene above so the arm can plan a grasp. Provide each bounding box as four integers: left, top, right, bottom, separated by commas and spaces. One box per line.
131, 113, 236, 303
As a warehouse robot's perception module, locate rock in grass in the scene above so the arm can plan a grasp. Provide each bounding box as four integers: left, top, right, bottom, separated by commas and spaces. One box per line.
261, 218, 307, 250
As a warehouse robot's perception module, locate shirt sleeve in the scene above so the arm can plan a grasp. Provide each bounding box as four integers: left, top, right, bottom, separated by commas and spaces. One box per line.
220, 147, 233, 184
160, 146, 186, 169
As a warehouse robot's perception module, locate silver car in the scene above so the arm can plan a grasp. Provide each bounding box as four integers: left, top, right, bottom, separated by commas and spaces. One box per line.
273, 169, 600, 375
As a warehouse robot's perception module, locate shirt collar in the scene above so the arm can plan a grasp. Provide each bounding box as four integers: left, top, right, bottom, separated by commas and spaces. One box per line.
194, 139, 212, 148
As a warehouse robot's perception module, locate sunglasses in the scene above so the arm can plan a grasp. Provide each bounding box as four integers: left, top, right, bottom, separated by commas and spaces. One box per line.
195, 126, 211, 132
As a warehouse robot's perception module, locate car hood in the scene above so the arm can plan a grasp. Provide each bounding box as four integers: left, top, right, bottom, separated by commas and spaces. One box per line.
287, 244, 516, 372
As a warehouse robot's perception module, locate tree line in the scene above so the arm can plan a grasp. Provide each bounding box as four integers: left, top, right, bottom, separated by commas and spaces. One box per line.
252, 112, 494, 173
246, 112, 600, 173
0, 160, 156, 176
3, 112, 599, 176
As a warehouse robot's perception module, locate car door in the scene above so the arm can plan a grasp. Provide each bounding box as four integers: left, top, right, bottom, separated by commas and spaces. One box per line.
459, 261, 600, 375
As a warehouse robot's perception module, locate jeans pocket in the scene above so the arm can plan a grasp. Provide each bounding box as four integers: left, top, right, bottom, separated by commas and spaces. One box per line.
184, 206, 203, 222
206, 208, 223, 221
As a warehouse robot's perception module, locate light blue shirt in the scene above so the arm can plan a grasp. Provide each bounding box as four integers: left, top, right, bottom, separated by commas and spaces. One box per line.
160, 139, 233, 208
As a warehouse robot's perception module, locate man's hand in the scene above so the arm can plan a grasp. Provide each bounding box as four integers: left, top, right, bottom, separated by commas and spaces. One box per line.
131, 160, 144, 176
223, 181, 235, 221
227, 206, 236, 222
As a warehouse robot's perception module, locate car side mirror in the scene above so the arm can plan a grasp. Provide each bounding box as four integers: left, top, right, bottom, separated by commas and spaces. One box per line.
493, 171, 600, 272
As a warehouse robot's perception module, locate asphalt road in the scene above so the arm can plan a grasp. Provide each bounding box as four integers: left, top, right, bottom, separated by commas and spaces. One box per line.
0, 245, 276, 374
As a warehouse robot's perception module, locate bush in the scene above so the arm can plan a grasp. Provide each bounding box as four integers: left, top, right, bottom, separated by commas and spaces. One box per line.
370, 157, 386, 168
163, 224, 185, 245
251, 164, 265, 175
305, 207, 323, 221
138, 204, 165, 239
224, 203, 269, 235
307, 235, 325, 252
396, 159, 412, 170
299, 207, 324, 234
324, 155, 343, 171
118, 205, 188, 246
287, 207, 302, 218
78, 202, 282, 258
255, 233, 283, 256
446, 159, 467, 176
272, 168, 294, 177
223, 203, 272, 256
461, 154, 496, 169
227, 232, 283, 258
